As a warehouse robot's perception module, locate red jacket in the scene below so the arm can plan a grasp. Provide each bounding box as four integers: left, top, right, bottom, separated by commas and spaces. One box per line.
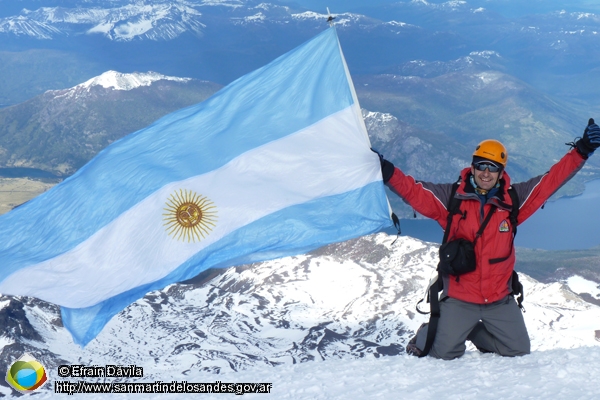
386, 149, 586, 304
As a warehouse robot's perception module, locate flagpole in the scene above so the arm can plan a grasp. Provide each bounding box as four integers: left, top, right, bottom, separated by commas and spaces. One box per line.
328, 13, 372, 146
328, 15, 396, 222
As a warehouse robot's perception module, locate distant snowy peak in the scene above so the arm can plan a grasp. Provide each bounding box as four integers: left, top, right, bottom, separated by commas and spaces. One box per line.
409, 0, 491, 15
78, 70, 192, 91
469, 50, 501, 59
83, 3, 206, 41
3, 2, 207, 41
199, 0, 246, 7
393, 51, 505, 78
555, 10, 599, 20
0, 15, 61, 39
362, 110, 400, 142
411, 0, 468, 10
46, 71, 193, 100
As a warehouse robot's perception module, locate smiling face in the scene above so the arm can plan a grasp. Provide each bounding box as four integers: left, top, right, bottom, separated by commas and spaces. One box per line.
471, 163, 503, 191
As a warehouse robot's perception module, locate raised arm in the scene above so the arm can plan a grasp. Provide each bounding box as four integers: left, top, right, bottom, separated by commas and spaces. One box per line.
512, 120, 600, 223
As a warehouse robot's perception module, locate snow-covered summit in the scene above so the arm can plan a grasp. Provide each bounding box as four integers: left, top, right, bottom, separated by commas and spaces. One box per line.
45, 70, 194, 101
77, 70, 192, 91
469, 50, 502, 59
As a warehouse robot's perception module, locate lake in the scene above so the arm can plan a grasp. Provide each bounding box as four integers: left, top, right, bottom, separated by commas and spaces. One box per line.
392, 179, 600, 251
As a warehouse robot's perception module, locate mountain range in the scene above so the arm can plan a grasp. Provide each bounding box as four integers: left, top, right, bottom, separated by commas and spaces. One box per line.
1, 1, 599, 203
1, 61, 598, 217
1, 233, 599, 396
1, 0, 599, 105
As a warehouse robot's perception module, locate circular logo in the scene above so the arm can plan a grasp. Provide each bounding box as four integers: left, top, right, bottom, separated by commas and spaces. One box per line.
5, 354, 48, 394
163, 189, 217, 242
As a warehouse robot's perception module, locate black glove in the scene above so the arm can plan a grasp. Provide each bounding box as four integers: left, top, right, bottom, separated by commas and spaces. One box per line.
575, 118, 600, 157
371, 148, 395, 183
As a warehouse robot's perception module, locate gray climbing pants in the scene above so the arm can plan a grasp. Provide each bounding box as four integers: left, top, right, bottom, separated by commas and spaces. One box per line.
414, 295, 530, 360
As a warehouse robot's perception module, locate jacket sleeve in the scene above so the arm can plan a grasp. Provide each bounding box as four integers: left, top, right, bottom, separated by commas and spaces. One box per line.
512, 148, 586, 224
385, 167, 454, 225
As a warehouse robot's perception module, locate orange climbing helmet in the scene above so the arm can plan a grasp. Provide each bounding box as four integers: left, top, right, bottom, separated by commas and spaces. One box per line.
473, 139, 507, 167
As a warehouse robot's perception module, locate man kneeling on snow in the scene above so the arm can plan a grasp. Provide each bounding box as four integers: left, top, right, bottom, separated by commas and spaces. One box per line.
376, 119, 600, 359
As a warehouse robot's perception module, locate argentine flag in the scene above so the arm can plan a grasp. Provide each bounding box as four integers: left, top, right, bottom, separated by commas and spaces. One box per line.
0, 28, 392, 346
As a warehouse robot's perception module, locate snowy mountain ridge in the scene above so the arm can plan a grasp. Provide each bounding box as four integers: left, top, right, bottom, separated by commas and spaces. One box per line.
47, 70, 194, 101
0, 0, 411, 41
74, 70, 192, 92
1, 232, 599, 397
4, 2, 206, 41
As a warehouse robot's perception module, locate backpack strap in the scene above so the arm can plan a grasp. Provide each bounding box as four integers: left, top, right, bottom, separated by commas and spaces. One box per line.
507, 186, 519, 236
419, 178, 461, 357
489, 186, 519, 264
419, 276, 441, 357
441, 181, 463, 244
505, 187, 525, 310
474, 206, 496, 244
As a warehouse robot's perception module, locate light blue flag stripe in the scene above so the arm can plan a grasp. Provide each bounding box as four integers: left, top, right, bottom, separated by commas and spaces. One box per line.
0, 27, 354, 276
62, 182, 390, 345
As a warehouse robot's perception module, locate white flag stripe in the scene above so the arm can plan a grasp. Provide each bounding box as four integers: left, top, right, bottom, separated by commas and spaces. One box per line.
0, 106, 379, 308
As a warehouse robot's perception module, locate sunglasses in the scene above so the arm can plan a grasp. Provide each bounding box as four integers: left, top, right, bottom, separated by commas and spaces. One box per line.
473, 162, 502, 173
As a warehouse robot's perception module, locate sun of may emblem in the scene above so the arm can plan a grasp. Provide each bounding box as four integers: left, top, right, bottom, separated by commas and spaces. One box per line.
163, 189, 217, 243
